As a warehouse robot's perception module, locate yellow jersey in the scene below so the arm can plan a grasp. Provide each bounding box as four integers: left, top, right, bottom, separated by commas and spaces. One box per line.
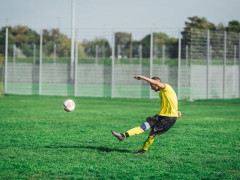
158, 84, 178, 117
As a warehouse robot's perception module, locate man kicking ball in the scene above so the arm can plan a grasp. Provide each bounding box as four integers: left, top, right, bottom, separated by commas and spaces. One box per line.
111, 75, 181, 154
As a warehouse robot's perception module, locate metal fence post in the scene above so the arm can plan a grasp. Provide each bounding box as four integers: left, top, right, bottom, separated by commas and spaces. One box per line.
154, 46, 157, 59
32, 43, 36, 95
189, 29, 193, 101
4, 28, 8, 94
239, 33, 240, 98
111, 31, 115, 98
13, 44, 16, 65
70, 0, 75, 81
162, 45, 165, 64
177, 29, 181, 100
33, 43, 36, 65
95, 45, 98, 82
95, 45, 99, 63
139, 45, 143, 75
117, 45, 121, 59
53, 44, 57, 83
139, 45, 143, 98
39, 29, 43, 95
139, 44, 142, 67
233, 45, 236, 97
53, 44, 56, 64
186, 45, 188, 65
149, 30, 153, 99
206, 30, 210, 99
74, 40, 78, 97
223, 31, 227, 99
210, 45, 212, 62
13, 44, 16, 81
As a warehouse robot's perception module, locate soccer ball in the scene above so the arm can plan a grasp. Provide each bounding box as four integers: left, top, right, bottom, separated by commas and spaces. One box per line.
63, 99, 75, 112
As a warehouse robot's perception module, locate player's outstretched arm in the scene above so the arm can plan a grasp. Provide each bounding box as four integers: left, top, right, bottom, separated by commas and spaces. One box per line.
134, 75, 165, 89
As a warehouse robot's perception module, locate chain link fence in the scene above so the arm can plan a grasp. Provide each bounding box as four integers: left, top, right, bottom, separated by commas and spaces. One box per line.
1, 28, 240, 99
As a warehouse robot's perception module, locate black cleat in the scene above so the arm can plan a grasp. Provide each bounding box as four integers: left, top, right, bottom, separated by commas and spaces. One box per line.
111, 130, 125, 141
134, 149, 146, 154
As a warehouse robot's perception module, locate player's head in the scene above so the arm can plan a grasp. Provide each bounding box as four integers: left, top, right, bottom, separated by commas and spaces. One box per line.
152, 77, 161, 82
150, 77, 161, 91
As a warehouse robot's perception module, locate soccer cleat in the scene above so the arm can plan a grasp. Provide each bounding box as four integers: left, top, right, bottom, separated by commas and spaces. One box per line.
111, 130, 125, 141
134, 149, 146, 154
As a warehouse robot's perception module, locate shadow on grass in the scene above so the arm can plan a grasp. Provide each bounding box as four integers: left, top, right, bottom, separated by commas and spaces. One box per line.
45, 145, 131, 153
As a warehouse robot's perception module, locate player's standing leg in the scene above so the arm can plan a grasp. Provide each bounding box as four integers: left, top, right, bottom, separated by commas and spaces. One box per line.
134, 131, 156, 154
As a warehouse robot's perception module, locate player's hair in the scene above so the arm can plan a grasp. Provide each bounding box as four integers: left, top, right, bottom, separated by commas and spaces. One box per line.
151, 77, 161, 82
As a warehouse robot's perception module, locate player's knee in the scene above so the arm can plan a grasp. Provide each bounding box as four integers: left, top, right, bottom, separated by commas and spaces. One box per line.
140, 122, 150, 131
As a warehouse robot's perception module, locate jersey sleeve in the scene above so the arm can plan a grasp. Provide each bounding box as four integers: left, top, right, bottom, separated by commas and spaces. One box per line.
162, 84, 170, 92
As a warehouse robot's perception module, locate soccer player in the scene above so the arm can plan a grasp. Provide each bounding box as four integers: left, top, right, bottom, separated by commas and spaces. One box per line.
111, 75, 181, 154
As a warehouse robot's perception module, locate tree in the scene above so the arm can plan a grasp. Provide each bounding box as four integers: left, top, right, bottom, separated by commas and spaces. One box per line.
225, 20, 240, 32
0, 26, 76, 58
181, 16, 217, 59
114, 32, 132, 59
182, 16, 216, 45
216, 23, 225, 31
140, 34, 151, 58
0, 26, 39, 56
225, 20, 240, 57
182, 17, 240, 59
82, 38, 111, 58
184, 16, 216, 30
42, 29, 72, 57
140, 32, 178, 58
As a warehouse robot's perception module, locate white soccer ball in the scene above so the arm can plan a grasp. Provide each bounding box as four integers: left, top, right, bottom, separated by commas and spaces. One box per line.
63, 99, 75, 112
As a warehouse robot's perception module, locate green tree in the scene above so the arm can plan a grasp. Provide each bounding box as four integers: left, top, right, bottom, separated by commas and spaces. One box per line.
0, 26, 39, 56
182, 17, 240, 59
114, 32, 132, 58
216, 23, 225, 31
140, 34, 150, 58
0, 26, 75, 59
182, 16, 216, 45
82, 38, 111, 58
225, 20, 240, 32
42, 29, 72, 57
140, 32, 178, 58
225, 21, 240, 57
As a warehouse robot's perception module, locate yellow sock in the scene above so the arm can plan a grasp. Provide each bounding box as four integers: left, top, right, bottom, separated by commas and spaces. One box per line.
142, 135, 155, 151
126, 126, 144, 137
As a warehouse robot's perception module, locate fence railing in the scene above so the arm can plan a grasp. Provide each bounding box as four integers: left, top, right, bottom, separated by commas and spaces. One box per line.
1, 28, 240, 99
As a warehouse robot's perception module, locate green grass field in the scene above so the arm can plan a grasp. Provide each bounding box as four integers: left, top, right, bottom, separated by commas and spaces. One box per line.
0, 95, 239, 179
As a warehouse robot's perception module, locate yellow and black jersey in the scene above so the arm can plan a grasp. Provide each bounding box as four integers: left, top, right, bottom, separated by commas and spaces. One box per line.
158, 84, 178, 117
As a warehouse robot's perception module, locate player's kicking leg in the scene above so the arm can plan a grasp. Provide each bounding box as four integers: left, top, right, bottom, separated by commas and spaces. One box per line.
111, 122, 151, 141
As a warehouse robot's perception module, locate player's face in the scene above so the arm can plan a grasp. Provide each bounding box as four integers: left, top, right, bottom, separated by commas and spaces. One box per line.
150, 83, 158, 91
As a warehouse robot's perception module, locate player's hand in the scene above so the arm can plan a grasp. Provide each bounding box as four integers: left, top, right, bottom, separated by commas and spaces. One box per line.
134, 75, 143, 80
178, 111, 182, 118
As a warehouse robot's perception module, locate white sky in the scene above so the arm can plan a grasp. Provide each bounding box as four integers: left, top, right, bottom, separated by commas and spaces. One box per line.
0, 0, 239, 40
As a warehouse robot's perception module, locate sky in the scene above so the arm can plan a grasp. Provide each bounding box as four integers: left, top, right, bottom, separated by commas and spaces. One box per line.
0, 0, 240, 40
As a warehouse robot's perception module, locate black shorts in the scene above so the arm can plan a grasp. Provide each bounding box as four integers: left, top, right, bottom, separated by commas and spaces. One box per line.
146, 115, 177, 135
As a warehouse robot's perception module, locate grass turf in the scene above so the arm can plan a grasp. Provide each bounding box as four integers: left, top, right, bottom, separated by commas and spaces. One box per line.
0, 95, 239, 179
